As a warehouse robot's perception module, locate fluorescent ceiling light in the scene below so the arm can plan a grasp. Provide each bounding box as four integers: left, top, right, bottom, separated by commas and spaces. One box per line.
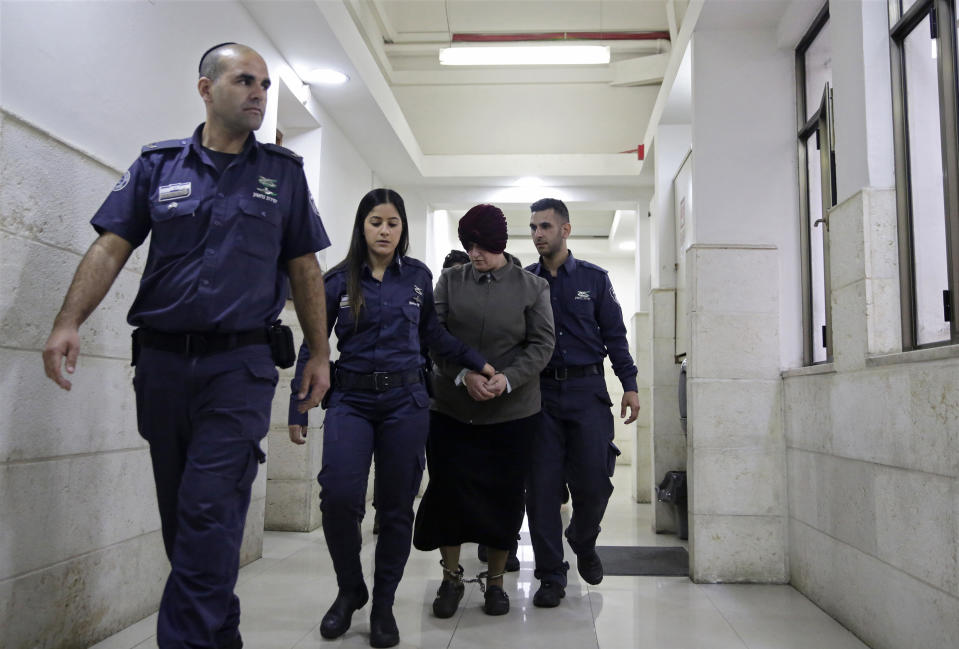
440, 45, 610, 66
514, 176, 545, 187
617, 240, 636, 251
303, 68, 349, 85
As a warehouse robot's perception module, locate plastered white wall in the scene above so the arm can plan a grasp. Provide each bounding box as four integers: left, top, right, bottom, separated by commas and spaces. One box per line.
690, 28, 802, 369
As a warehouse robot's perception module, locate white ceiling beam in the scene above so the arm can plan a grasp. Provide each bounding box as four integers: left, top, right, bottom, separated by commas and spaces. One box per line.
370, 0, 399, 43
384, 39, 668, 56
610, 53, 670, 87
666, 0, 679, 42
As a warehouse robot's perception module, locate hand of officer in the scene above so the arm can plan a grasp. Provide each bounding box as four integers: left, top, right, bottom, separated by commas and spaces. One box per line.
297, 356, 330, 412
43, 325, 81, 391
480, 362, 496, 378
464, 370, 496, 401
485, 373, 508, 397
289, 424, 308, 445
621, 390, 641, 425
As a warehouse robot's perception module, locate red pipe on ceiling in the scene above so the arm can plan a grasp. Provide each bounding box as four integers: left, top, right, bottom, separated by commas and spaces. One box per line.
452, 31, 671, 43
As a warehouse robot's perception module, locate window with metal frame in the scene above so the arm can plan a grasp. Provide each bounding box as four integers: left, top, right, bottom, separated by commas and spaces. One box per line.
889, 0, 959, 348
796, 4, 835, 365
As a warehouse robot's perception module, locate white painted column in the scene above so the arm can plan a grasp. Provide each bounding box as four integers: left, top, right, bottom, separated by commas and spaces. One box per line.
685, 26, 795, 582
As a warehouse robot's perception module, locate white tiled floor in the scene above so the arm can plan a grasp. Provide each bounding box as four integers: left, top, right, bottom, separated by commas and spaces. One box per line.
91, 471, 871, 649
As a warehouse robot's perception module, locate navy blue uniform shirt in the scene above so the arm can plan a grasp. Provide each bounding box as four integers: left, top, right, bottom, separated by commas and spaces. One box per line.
526, 251, 638, 393
91, 123, 330, 332
290, 255, 486, 423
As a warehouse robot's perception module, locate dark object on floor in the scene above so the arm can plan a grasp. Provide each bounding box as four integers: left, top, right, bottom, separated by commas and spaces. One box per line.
576, 548, 604, 584
656, 470, 688, 540
483, 585, 510, 615
369, 604, 399, 648
594, 546, 689, 577
432, 579, 465, 618
320, 584, 369, 639
532, 581, 565, 608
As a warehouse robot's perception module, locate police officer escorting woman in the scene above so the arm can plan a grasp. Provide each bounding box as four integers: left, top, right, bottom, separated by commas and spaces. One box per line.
289, 188, 493, 648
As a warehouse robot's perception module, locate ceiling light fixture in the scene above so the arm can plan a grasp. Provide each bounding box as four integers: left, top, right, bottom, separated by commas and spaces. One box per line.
439, 45, 610, 66
303, 68, 350, 85
514, 176, 545, 187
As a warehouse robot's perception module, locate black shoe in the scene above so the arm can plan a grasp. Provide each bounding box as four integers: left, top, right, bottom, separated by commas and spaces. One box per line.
320, 584, 369, 639
477, 543, 488, 562
505, 547, 520, 572
482, 585, 510, 615
369, 604, 399, 648
432, 579, 465, 618
532, 581, 565, 608
577, 549, 604, 585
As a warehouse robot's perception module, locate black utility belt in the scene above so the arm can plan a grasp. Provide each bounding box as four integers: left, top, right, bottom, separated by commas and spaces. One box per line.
132, 322, 295, 369
541, 363, 603, 381
335, 368, 424, 392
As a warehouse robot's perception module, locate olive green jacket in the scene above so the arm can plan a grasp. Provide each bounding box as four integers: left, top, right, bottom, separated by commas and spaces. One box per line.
430, 255, 554, 425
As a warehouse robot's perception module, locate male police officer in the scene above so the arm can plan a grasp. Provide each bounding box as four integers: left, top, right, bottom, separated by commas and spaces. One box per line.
42, 43, 332, 649
525, 198, 640, 607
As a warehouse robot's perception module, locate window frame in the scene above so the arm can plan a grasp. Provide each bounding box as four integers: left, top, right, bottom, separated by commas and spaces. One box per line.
888, 0, 959, 348
796, 3, 835, 365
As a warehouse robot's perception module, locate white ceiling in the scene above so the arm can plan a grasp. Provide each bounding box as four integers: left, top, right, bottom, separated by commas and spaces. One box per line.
244, 0, 672, 255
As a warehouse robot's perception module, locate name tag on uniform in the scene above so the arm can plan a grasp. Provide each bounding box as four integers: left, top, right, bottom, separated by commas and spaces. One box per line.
158, 182, 192, 202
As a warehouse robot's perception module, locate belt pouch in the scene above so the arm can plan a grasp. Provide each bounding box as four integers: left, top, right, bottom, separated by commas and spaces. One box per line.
267, 321, 295, 369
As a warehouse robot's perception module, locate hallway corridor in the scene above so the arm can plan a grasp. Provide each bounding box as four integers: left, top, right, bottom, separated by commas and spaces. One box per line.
90, 472, 869, 649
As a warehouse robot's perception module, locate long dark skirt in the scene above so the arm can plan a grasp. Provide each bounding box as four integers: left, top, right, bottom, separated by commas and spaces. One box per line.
413, 410, 539, 552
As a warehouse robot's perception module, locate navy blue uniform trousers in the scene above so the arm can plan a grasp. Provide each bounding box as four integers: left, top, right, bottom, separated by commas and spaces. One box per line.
134, 345, 277, 649
527, 374, 618, 587
319, 383, 430, 605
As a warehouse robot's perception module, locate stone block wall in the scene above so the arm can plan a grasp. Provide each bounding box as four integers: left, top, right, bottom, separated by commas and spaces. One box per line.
0, 112, 265, 648
783, 188, 959, 649
686, 244, 787, 583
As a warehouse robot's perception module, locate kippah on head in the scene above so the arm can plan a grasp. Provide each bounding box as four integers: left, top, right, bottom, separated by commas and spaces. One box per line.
458, 204, 508, 255
199, 42, 238, 78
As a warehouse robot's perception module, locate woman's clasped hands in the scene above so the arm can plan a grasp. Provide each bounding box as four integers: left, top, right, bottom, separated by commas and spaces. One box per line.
464, 363, 507, 401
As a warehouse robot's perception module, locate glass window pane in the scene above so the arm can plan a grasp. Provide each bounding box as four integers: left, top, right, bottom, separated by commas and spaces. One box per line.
904, 15, 950, 344
901, 0, 922, 15
804, 21, 832, 122
806, 135, 828, 362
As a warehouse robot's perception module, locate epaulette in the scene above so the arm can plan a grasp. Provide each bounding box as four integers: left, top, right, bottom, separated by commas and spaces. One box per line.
577, 258, 609, 274
140, 139, 188, 155
262, 142, 304, 165
323, 263, 348, 281
403, 256, 433, 277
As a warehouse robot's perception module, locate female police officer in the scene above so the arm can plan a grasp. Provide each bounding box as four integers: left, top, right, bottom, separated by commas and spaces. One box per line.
289, 188, 493, 648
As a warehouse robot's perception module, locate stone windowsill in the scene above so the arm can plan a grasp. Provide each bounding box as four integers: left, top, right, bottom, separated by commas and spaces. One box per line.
781, 362, 836, 379
867, 343, 959, 367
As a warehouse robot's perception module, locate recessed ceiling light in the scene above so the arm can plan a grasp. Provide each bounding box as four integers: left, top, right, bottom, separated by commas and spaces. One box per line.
618, 240, 636, 251
514, 176, 545, 187
304, 68, 349, 85
439, 45, 610, 66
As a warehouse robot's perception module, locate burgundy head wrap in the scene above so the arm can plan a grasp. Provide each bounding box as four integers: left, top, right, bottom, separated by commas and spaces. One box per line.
458, 204, 508, 254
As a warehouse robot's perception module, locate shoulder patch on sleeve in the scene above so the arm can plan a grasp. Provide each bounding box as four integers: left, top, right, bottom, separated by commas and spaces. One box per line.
262, 142, 304, 165
140, 139, 187, 155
